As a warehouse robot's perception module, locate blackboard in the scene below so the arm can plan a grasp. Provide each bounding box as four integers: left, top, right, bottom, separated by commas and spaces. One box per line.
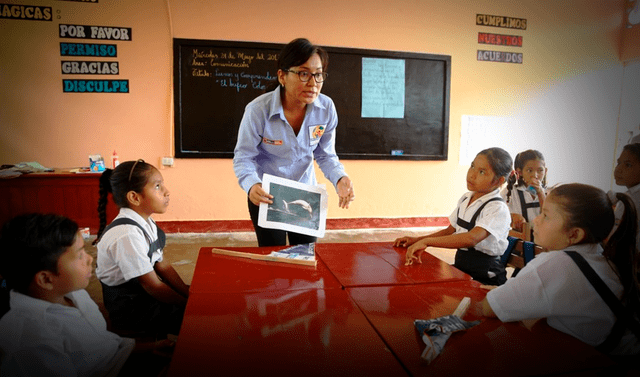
174, 39, 450, 160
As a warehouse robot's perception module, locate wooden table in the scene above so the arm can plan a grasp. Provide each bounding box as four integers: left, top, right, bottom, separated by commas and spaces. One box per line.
168, 242, 616, 376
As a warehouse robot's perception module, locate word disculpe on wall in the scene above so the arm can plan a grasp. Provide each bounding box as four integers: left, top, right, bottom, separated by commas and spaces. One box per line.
63, 79, 129, 93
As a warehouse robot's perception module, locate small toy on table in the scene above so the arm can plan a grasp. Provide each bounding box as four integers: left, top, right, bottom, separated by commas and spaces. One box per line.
414, 297, 480, 363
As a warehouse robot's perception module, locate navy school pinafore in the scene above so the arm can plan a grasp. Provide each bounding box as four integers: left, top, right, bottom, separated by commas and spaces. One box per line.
454, 197, 508, 286
99, 218, 184, 337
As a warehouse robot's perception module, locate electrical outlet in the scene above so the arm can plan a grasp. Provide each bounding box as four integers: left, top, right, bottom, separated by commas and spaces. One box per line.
161, 157, 174, 167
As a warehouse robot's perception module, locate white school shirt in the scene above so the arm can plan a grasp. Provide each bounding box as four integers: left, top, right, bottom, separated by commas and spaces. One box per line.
612, 183, 640, 252
233, 85, 347, 194
96, 207, 164, 286
500, 184, 542, 223
0, 290, 135, 377
487, 243, 640, 354
448, 189, 511, 257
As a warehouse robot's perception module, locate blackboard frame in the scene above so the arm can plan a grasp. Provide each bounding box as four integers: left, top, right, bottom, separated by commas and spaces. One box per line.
174, 39, 451, 160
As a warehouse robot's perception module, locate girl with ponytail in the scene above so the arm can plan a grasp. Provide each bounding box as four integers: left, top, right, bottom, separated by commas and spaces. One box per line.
484, 183, 640, 356
94, 160, 188, 338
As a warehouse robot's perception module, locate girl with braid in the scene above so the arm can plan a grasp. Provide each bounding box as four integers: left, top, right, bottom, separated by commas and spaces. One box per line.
500, 149, 548, 235
395, 148, 513, 285
95, 159, 188, 338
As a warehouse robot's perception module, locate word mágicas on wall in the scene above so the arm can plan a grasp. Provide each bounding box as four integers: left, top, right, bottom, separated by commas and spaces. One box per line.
476, 14, 525, 64
0, 3, 52, 21
59, 23, 131, 93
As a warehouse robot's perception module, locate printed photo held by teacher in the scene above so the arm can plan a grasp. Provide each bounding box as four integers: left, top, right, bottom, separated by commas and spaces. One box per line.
233, 38, 355, 247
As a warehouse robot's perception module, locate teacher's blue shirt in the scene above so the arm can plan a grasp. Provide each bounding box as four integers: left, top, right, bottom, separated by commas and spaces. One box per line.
233, 86, 347, 193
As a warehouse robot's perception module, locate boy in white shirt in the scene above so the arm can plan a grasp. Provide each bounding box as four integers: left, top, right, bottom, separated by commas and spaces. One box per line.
0, 213, 170, 377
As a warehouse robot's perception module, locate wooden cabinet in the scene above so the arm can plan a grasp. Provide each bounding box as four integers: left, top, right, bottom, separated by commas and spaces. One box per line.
0, 171, 117, 233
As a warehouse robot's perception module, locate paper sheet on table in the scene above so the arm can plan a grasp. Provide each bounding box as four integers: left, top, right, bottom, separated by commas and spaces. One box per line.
258, 174, 328, 238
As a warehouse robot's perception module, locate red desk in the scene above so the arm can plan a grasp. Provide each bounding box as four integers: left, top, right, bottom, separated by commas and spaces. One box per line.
169, 289, 407, 376
315, 242, 470, 287
348, 280, 616, 376
169, 242, 616, 376
190, 246, 342, 293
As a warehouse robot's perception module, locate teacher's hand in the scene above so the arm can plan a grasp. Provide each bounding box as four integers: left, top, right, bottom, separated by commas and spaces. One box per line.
249, 183, 273, 206
337, 176, 355, 209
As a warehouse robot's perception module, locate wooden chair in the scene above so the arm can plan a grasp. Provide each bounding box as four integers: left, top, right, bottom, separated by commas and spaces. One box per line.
508, 222, 532, 242
501, 235, 546, 270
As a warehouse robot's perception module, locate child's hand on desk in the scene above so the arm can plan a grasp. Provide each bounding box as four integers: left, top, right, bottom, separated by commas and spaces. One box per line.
393, 236, 418, 248
404, 241, 427, 266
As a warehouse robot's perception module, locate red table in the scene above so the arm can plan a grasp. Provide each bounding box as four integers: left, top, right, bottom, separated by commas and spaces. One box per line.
168, 242, 616, 376
348, 280, 615, 376
189, 245, 342, 293
315, 242, 470, 287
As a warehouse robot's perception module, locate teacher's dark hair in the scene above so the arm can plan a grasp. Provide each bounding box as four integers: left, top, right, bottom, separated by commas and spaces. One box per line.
277, 38, 328, 72
267, 38, 328, 92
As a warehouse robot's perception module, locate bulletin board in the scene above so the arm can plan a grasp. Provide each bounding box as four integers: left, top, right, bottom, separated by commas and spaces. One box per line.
174, 39, 451, 160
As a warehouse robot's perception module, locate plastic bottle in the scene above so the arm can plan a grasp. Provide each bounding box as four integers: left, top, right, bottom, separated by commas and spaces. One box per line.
112, 150, 120, 168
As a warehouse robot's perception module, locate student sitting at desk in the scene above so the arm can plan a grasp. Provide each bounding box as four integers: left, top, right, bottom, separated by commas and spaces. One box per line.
501, 149, 548, 236
610, 143, 640, 252
483, 183, 640, 357
95, 159, 188, 338
395, 147, 512, 286
0, 213, 133, 376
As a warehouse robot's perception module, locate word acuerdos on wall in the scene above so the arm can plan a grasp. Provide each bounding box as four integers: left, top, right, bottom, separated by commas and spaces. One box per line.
0, 3, 51, 21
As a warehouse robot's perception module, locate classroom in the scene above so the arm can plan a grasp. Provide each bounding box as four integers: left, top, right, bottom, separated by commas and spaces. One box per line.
1, 0, 640, 375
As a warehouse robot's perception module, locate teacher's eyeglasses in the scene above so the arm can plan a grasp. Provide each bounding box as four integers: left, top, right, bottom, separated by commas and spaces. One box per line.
284, 70, 328, 83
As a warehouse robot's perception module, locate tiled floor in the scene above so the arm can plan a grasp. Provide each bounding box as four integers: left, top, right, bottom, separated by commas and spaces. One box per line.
85, 227, 450, 320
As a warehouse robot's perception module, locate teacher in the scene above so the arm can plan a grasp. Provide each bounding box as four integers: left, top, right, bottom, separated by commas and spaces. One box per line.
233, 38, 355, 247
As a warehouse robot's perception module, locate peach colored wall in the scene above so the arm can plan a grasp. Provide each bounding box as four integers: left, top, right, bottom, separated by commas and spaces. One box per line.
622, 0, 640, 61
0, 0, 632, 223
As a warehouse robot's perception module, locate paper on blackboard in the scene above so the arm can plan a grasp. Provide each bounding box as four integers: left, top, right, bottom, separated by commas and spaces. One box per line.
361, 57, 405, 118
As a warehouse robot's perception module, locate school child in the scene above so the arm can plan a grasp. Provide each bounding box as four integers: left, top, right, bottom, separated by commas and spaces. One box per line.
483, 184, 640, 356
610, 143, 640, 252
394, 147, 512, 285
0, 213, 135, 376
500, 149, 547, 234
95, 159, 189, 338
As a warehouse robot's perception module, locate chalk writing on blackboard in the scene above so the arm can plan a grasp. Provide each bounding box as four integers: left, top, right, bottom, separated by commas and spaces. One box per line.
361, 57, 405, 118
188, 48, 278, 92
